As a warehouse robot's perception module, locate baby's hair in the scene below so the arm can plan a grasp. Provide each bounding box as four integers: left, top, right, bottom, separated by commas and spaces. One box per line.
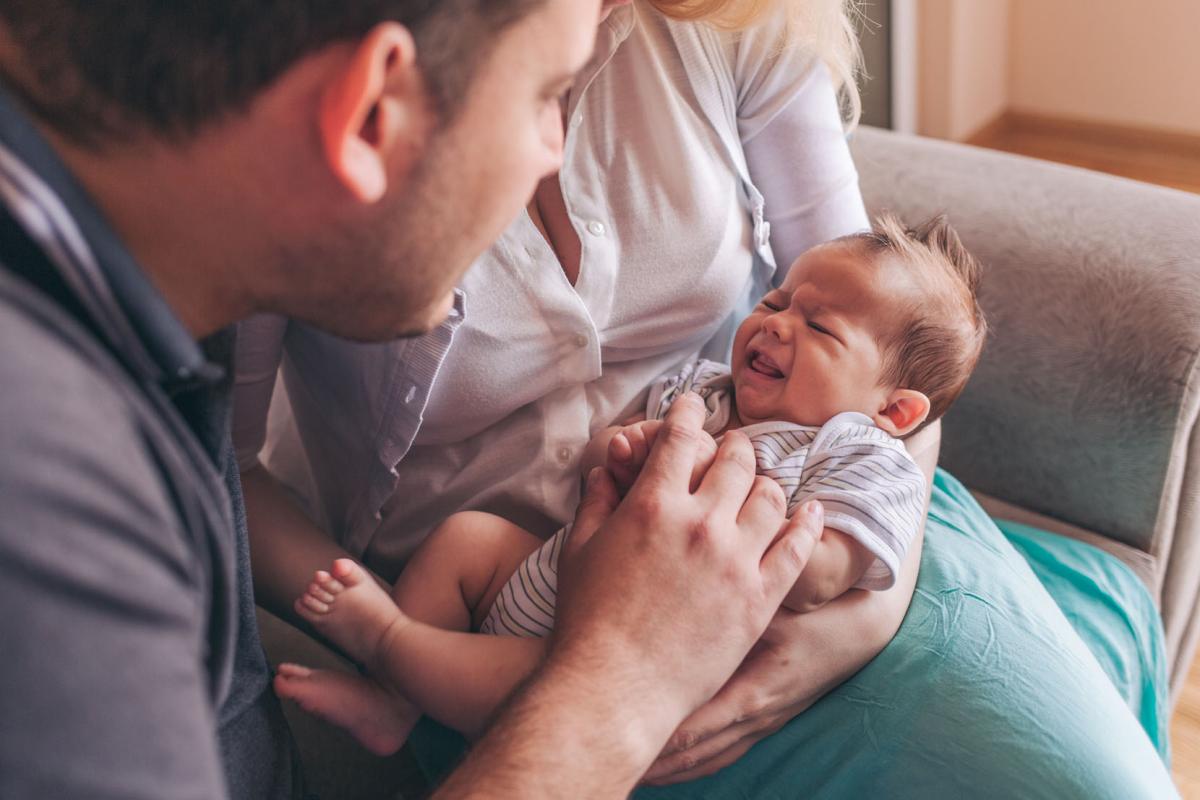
846, 213, 988, 434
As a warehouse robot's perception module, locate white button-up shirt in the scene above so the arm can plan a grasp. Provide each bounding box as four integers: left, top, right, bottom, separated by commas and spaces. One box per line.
234, 1, 868, 580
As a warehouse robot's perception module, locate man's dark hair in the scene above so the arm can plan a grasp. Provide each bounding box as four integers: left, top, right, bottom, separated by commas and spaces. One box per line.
0, 0, 544, 148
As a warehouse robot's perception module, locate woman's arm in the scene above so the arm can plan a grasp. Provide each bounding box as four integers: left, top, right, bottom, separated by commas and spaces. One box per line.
738, 49, 870, 272
643, 419, 939, 784
240, 464, 379, 626
233, 314, 376, 628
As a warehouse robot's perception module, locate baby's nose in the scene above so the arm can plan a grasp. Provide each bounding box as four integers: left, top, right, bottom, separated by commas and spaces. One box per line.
763, 314, 789, 340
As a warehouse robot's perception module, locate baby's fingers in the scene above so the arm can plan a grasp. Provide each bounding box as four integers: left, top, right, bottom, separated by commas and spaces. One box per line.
608, 432, 634, 464
628, 420, 661, 470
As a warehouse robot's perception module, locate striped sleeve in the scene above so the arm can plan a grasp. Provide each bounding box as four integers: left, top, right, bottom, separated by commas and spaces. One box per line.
793, 416, 926, 590
478, 526, 567, 639
644, 358, 734, 435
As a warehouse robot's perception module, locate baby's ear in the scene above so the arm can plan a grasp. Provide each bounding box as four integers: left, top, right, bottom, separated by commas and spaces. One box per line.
874, 390, 930, 437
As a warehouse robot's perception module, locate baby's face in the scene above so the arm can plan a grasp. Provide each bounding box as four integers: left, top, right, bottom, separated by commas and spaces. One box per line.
731, 241, 915, 428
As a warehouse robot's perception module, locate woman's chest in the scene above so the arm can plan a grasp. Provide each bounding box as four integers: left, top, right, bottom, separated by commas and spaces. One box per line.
414, 27, 759, 441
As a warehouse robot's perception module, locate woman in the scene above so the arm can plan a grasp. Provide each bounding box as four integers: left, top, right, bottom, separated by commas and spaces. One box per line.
236, 0, 1174, 795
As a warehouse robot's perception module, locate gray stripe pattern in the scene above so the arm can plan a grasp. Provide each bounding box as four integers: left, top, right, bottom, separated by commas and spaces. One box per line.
482, 359, 925, 638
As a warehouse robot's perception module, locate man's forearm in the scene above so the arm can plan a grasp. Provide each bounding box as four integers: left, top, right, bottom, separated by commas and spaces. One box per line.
433, 656, 674, 799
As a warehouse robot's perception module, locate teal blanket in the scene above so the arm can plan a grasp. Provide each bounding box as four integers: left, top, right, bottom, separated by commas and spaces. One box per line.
411, 469, 1178, 798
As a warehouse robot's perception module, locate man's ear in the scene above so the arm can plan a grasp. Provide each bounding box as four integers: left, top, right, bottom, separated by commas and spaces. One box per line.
319, 22, 425, 203
873, 389, 931, 437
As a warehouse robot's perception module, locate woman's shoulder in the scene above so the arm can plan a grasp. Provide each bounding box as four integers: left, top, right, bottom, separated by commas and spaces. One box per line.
630, 1, 816, 80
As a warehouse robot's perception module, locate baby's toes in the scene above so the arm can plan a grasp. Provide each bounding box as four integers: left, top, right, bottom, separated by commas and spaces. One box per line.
313, 569, 346, 595
306, 581, 336, 605
297, 593, 330, 617
275, 662, 312, 679
331, 558, 365, 587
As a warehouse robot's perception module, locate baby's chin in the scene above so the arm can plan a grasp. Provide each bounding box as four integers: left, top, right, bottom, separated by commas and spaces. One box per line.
734, 383, 827, 428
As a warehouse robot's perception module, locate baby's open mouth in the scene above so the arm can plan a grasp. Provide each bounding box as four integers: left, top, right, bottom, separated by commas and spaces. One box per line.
748, 349, 785, 379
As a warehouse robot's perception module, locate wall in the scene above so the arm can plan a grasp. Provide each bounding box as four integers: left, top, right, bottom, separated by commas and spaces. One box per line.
917, 0, 1010, 141
1009, 0, 1200, 136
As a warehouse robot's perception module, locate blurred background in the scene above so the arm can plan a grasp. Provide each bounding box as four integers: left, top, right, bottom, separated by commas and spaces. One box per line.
855, 1, 1199, 793
856, 0, 1200, 194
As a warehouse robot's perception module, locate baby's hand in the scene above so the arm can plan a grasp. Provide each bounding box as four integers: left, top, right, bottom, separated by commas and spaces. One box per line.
607, 420, 661, 494
607, 419, 719, 495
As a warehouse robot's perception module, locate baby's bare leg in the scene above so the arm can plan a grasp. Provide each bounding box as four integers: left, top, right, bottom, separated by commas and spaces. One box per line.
279, 559, 421, 755
280, 512, 548, 745
391, 510, 547, 631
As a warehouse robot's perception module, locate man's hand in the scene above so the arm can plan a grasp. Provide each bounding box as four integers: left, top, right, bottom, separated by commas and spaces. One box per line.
555, 393, 825, 753
639, 420, 941, 785
606, 418, 719, 495
433, 394, 826, 798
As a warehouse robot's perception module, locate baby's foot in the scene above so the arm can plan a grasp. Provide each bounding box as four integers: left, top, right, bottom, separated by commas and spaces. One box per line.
294, 558, 405, 670
274, 663, 419, 756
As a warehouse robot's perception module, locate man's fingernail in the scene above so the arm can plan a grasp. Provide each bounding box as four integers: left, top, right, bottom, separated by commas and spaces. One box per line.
587, 467, 604, 488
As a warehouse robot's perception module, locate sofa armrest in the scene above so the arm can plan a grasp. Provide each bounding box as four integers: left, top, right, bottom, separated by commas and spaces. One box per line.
849, 127, 1200, 697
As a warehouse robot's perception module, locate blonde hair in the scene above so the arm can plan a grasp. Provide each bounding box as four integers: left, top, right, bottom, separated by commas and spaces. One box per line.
649, 0, 864, 127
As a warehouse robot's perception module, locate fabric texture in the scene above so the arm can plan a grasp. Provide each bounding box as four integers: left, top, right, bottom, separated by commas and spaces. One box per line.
0, 88, 300, 799
647, 358, 924, 589
848, 127, 1200, 696
479, 524, 567, 638
411, 469, 1176, 799
481, 355, 925, 634
231, 0, 869, 582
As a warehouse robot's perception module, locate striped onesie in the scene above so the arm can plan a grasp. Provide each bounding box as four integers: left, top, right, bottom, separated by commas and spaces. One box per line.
480, 359, 927, 638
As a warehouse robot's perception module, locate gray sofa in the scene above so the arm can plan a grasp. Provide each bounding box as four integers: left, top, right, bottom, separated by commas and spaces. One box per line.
850, 126, 1200, 701
260, 128, 1200, 798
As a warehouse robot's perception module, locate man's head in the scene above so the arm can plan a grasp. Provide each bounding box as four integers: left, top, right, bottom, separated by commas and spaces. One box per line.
730, 213, 987, 436
0, 0, 601, 339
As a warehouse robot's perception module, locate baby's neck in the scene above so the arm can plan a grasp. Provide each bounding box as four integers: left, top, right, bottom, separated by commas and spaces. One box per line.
725, 400, 746, 433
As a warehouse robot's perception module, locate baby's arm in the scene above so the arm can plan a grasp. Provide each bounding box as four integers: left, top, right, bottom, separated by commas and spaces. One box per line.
782, 528, 877, 613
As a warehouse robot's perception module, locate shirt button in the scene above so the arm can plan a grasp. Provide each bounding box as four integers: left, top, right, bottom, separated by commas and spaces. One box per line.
557, 447, 573, 465
571, 113, 583, 128
586, 220, 606, 237
573, 333, 588, 349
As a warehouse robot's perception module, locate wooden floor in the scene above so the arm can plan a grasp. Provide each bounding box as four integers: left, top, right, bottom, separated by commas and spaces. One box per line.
966, 112, 1200, 797
968, 111, 1200, 195
1175, 656, 1200, 798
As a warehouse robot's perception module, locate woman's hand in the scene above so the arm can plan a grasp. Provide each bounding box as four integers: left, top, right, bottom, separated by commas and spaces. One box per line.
641, 420, 940, 785
640, 567, 917, 784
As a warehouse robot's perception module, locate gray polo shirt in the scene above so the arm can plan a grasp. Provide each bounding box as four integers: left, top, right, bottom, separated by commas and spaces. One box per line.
0, 90, 302, 798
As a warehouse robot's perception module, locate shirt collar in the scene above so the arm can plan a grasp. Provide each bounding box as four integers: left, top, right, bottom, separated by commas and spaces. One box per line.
0, 85, 221, 388
569, 3, 636, 112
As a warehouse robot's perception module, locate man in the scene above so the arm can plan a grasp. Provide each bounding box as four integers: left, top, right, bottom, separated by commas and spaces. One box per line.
0, 1, 820, 797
